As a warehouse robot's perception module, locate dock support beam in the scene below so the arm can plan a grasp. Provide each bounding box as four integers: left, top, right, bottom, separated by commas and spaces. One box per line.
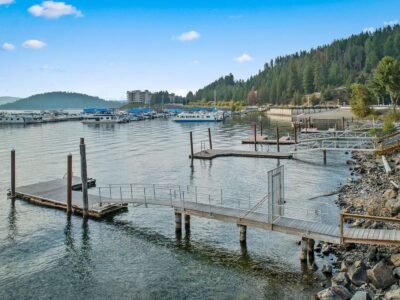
276, 127, 280, 152
80, 138, 89, 217
239, 225, 247, 244
67, 154, 72, 214
299, 237, 308, 262
190, 131, 194, 167
253, 124, 257, 151
175, 212, 182, 232
208, 128, 213, 150
323, 149, 327, 165
11, 149, 16, 200
184, 214, 190, 230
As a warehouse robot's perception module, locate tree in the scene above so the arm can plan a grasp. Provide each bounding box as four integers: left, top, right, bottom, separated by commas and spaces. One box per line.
350, 83, 373, 117
186, 91, 194, 103
373, 56, 400, 110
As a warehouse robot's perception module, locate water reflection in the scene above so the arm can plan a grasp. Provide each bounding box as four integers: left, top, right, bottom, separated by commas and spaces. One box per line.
7, 201, 17, 242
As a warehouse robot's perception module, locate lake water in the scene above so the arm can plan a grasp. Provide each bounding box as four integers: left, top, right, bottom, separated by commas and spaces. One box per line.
0, 115, 349, 299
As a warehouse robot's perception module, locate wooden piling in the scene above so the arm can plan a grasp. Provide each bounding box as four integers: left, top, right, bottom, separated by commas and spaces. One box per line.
175, 212, 182, 231
276, 127, 280, 152
190, 131, 194, 167
260, 121, 263, 136
11, 149, 15, 199
253, 124, 257, 151
80, 138, 89, 217
184, 214, 190, 229
323, 149, 327, 164
208, 128, 213, 150
299, 237, 308, 262
294, 126, 298, 144
239, 225, 247, 243
342, 117, 345, 129
307, 238, 315, 260
67, 154, 72, 214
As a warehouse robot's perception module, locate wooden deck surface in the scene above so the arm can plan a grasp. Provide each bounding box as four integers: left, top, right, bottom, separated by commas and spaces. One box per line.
192, 149, 293, 160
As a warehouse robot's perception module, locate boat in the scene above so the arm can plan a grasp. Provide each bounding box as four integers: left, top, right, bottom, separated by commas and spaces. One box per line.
173, 110, 224, 122
82, 113, 126, 124
0, 114, 35, 124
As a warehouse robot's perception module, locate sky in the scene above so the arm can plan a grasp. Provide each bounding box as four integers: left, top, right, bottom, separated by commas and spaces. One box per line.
0, 0, 400, 100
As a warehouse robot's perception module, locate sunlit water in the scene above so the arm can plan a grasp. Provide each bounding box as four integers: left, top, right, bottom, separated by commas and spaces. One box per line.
0, 115, 349, 299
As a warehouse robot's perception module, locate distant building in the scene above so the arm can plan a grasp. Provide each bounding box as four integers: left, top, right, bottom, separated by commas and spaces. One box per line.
127, 90, 152, 105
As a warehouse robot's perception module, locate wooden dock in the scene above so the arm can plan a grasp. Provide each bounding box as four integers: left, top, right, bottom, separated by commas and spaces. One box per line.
191, 149, 293, 160
14, 177, 127, 218
241, 134, 296, 145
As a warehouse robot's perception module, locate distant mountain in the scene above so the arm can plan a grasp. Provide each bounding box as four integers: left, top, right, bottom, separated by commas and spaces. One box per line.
0, 96, 20, 105
0, 92, 123, 110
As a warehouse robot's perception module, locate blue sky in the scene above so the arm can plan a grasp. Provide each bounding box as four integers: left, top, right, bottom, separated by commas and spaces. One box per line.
0, 0, 399, 100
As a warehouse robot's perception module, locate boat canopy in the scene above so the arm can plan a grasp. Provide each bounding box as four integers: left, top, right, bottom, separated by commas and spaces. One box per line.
126, 108, 153, 113
83, 108, 112, 114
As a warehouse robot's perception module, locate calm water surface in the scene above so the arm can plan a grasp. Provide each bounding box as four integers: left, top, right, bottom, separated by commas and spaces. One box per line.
0, 115, 349, 299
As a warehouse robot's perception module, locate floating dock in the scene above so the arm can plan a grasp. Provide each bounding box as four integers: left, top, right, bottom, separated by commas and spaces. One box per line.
191, 149, 293, 160
14, 177, 127, 218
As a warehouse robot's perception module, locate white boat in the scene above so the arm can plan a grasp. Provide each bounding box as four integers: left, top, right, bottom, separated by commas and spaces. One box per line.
82, 113, 125, 124
0, 114, 35, 124
173, 110, 224, 122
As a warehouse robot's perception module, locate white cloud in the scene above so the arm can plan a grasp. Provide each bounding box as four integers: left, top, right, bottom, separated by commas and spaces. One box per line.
384, 20, 399, 27
2, 42, 15, 51
22, 39, 47, 49
235, 53, 253, 63
28, 1, 83, 19
176, 31, 200, 42
363, 27, 375, 33
0, 0, 14, 5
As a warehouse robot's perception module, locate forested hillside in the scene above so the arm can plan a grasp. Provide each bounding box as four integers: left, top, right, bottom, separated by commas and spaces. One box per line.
0, 92, 123, 110
192, 25, 400, 105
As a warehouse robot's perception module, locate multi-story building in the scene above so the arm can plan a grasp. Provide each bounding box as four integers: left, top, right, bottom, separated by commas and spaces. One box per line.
127, 90, 152, 105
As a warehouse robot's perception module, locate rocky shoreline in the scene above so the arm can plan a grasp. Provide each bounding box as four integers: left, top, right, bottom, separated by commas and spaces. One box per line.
313, 151, 400, 300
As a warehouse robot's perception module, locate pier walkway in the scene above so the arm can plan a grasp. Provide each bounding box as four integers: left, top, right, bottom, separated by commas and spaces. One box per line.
191, 149, 292, 160
12, 166, 399, 246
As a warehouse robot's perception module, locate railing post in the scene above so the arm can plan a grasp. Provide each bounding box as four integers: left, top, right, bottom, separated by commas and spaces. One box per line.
208, 128, 213, 150
11, 149, 16, 200
79, 138, 89, 217
98, 187, 102, 207
67, 154, 72, 213
169, 189, 173, 206
323, 149, 327, 165
294, 125, 298, 144
190, 131, 194, 167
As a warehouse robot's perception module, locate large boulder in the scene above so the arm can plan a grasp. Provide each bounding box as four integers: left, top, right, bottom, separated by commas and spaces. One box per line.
316, 286, 352, 300
332, 272, 350, 288
351, 291, 371, 300
383, 189, 398, 200
385, 198, 400, 216
367, 259, 395, 289
347, 260, 368, 287
322, 262, 333, 275
385, 288, 400, 300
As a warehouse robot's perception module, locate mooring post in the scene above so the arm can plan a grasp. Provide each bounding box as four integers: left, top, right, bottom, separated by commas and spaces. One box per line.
11, 149, 16, 200
342, 117, 345, 129
67, 154, 72, 214
253, 123, 257, 151
80, 138, 89, 217
239, 225, 247, 244
276, 127, 280, 152
184, 214, 190, 230
323, 149, 327, 164
294, 125, 298, 144
189, 131, 194, 167
300, 237, 308, 262
305, 118, 308, 133
208, 128, 213, 150
260, 121, 263, 136
175, 212, 182, 232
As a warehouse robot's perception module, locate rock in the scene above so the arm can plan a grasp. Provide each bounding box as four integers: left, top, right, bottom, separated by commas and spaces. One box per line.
383, 189, 398, 200
385, 199, 400, 216
316, 286, 352, 300
322, 262, 333, 275
351, 291, 371, 300
367, 259, 395, 290
322, 244, 333, 255
393, 267, 400, 279
347, 260, 368, 287
332, 272, 350, 288
385, 288, 400, 300
390, 254, 400, 267
367, 246, 377, 261
341, 261, 349, 272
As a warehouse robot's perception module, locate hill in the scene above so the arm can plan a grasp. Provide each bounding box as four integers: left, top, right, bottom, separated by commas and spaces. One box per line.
192, 25, 400, 105
0, 96, 20, 105
0, 92, 123, 110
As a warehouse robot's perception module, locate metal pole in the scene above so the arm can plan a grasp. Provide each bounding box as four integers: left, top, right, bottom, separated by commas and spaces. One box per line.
190, 131, 194, 167
79, 138, 89, 217
276, 127, 280, 152
254, 124, 257, 151
208, 128, 213, 150
67, 154, 72, 213
11, 149, 16, 199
